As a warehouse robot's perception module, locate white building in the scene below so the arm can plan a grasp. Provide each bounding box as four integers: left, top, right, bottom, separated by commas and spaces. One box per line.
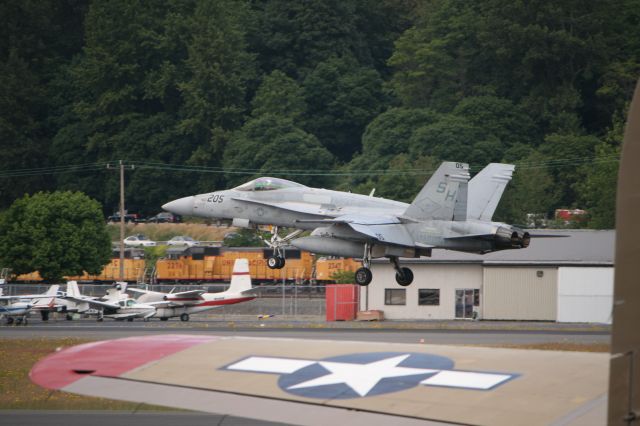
360, 230, 614, 323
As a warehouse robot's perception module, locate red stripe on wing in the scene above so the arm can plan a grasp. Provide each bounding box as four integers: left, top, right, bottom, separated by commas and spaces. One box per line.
30, 335, 217, 390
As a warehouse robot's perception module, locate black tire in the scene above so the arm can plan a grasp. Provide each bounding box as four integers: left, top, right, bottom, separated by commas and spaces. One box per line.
160, 317, 169, 321
276, 256, 286, 269
267, 256, 280, 269
355, 267, 373, 286
127, 317, 134, 322
180, 313, 190, 322
40, 311, 49, 321
66, 314, 73, 321
395, 267, 414, 286
6, 317, 14, 325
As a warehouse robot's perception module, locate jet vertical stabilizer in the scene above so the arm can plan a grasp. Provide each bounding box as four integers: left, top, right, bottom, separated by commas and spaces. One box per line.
403, 162, 470, 221
467, 163, 515, 221
227, 259, 252, 293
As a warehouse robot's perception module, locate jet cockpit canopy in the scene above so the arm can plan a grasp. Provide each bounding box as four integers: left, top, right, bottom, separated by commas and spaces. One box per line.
234, 177, 307, 192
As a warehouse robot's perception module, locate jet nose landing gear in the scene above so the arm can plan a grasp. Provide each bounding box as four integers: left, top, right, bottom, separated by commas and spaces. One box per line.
267, 255, 285, 269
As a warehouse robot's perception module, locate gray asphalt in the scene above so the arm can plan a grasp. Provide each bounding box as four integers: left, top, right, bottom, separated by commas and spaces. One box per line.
0, 318, 610, 345
2, 411, 288, 426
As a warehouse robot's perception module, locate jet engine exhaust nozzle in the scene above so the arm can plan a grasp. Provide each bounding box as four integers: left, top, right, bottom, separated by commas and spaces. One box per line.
495, 226, 529, 249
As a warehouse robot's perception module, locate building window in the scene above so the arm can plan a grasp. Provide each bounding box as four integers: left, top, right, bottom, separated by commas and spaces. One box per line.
418, 289, 440, 306
385, 289, 406, 305
474, 289, 480, 306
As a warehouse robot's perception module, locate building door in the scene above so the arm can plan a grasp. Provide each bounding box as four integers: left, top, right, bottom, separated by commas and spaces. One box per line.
455, 289, 475, 319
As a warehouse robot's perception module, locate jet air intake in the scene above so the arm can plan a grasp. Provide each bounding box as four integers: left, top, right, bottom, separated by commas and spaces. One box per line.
494, 226, 529, 249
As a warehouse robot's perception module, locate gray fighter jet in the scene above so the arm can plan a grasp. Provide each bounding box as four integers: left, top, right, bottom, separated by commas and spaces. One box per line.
163, 162, 529, 286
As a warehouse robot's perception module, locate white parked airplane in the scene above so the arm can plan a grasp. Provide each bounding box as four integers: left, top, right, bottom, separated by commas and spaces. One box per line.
64, 281, 155, 322
0, 285, 59, 325
129, 258, 258, 321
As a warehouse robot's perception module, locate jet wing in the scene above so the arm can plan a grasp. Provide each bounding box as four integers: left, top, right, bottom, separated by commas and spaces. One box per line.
300, 215, 415, 247
231, 197, 339, 217
30, 334, 607, 426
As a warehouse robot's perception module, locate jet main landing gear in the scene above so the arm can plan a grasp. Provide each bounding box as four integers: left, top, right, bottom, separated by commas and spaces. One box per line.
391, 256, 414, 286
354, 248, 415, 287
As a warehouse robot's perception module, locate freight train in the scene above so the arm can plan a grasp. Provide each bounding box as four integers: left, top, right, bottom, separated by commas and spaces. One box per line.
12, 246, 359, 284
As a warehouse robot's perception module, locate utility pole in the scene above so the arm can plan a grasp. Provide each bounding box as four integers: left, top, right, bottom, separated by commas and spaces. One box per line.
107, 160, 135, 282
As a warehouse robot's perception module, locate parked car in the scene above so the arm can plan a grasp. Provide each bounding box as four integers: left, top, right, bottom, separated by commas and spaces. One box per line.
167, 236, 199, 247
123, 234, 156, 247
147, 212, 182, 223
107, 213, 145, 223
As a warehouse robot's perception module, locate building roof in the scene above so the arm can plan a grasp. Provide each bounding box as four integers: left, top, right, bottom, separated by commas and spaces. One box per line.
378, 230, 615, 266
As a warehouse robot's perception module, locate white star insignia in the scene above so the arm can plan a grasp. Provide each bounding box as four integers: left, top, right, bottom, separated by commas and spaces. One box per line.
287, 354, 437, 396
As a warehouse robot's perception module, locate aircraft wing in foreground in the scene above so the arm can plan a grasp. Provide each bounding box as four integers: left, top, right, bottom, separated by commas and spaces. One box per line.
30, 334, 607, 426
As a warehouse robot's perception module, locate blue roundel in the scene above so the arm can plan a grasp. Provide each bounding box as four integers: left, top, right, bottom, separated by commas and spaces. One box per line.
278, 352, 455, 399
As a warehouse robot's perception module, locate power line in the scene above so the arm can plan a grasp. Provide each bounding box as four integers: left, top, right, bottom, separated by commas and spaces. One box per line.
0, 155, 620, 179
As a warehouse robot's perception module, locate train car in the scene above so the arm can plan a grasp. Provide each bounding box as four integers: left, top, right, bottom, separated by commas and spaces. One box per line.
14, 248, 146, 283
314, 257, 360, 282
155, 246, 313, 283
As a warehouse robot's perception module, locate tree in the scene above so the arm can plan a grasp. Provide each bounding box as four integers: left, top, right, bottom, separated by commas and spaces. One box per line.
0, 191, 111, 281
303, 55, 388, 160
251, 70, 307, 123
347, 108, 440, 183
223, 114, 335, 188
493, 152, 561, 225
0, 0, 88, 208
248, 0, 414, 79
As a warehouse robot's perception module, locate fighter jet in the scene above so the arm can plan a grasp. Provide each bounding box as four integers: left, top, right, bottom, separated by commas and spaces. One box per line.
128, 258, 258, 322
163, 162, 529, 286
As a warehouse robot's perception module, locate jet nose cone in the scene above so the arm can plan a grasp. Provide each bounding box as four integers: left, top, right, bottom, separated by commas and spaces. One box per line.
162, 196, 195, 216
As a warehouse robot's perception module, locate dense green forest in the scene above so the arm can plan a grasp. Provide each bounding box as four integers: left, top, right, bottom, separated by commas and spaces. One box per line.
1, 0, 638, 228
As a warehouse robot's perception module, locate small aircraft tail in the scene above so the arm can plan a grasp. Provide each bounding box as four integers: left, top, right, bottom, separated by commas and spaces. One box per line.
32, 284, 60, 308
66, 281, 80, 298
467, 163, 515, 221
403, 162, 470, 221
227, 259, 253, 294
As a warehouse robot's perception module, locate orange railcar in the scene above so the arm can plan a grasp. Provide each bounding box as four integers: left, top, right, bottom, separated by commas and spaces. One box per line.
155, 247, 313, 283
314, 257, 360, 281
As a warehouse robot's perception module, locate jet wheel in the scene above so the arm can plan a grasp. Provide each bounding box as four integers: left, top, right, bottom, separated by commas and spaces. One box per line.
267, 256, 280, 269
267, 256, 286, 269
180, 313, 190, 322
395, 267, 414, 286
355, 267, 373, 286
